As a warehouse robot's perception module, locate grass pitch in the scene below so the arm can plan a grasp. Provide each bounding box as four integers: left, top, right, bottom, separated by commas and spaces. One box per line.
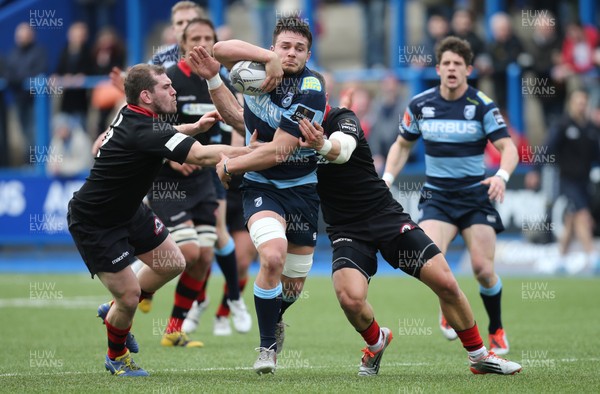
0, 272, 598, 393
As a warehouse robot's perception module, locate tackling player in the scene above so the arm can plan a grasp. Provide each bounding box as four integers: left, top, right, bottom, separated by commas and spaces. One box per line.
68, 64, 249, 376
297, 72, 522, 376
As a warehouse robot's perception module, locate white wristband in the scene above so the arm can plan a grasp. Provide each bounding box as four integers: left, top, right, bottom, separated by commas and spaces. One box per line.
382, 172, 395, 184
495, 168, 510, 183
318, 139, 332, 155
207, 74, 223, 90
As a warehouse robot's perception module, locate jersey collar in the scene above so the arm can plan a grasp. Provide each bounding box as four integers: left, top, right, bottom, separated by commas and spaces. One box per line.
323, 104, 331, 121
178, 59, 192, 78
127, 104, 158, 118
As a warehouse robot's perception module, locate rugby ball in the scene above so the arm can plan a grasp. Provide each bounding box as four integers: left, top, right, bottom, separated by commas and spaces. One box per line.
229, 60, 267, 95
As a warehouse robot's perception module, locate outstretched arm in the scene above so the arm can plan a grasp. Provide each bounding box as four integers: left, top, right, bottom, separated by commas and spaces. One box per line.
213, 39, 283, 92
481, 136, 519, 203
187, 46, 245, 134
382, 136, 416, 187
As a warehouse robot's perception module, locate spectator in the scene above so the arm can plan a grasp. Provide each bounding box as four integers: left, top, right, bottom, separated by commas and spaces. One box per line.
450, 8, 485, 87
554, 21, 599, 92
521, 10, 565, 130
367, 74, 408, 174
417, 13, 449, 68
359, 0, 386, 68
91, 27, 125, 135
5, 22, 47, 162
526, 89, 600, 273
54, 22, 94, 128
46, 113, 93, 177
92, 26, 125, 75
482, 12, 525, 111
341, 84, 372, 140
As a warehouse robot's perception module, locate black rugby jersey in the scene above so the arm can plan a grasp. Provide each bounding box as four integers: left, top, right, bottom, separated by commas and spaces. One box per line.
71, 105, 196, 226
317, 107, 398, 225
159, 60, 236, 179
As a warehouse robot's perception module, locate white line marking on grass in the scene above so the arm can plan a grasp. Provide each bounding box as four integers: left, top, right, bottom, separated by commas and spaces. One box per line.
0, 296, 106, 309
1, 358, 598, 378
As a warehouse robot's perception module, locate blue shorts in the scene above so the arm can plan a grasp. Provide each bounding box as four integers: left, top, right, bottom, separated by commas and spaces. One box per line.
418, 184, 504, 233
560, 178, 590, 213
241, 179, 320, 247
210, 168, 227, 200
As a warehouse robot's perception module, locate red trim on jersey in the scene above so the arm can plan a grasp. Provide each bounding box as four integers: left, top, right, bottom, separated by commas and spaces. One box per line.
178, 59, 192, 78
323, 104, 331, 121
127, 104, 158, 118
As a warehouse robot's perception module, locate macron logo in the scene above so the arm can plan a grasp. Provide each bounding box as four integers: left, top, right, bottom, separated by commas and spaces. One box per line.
111, 251, 130, 265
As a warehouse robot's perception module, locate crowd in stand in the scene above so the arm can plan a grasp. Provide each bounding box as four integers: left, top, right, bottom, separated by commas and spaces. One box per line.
0, 0, 599, 178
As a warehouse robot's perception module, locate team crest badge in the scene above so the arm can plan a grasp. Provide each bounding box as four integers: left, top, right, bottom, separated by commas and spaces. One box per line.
282, 92, 294, 108
464, 105, 476, 120
154, 216, 165, 235
254, 197, 263, 207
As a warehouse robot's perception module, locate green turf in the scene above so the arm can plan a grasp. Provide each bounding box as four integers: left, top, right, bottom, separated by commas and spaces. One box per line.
0, 273, 598, 393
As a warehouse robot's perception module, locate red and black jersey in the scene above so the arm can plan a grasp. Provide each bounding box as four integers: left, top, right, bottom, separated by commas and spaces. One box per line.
159, 60, 236, 179
70, 105, 196, 226
317, 107, 398, 226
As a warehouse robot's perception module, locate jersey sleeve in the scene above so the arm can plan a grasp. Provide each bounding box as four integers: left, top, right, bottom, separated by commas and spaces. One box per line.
329, 110, 360, 142
279, 76, 326, 138
136, 123, 196, 164
483, 106, 510, 142
398, 103, 421, 141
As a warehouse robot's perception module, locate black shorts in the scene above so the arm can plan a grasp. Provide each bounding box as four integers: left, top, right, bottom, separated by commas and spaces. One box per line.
328, 201, 441, 280
241, 179, 320, 247
147, 173, 218, 228
68, 202, 169, 277
418, 184, 505, 233
226, 187, 247, 232
560, 178, 590, 212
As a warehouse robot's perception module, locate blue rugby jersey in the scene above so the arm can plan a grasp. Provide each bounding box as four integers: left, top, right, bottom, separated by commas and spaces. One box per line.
242, 67, 326, 189
400, 86, 509, 190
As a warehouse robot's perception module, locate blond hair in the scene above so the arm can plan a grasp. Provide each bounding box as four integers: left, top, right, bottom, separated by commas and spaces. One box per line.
171, 1, 205, 23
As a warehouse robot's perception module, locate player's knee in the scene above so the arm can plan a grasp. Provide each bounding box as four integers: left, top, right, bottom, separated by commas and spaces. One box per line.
336, 289, 364, 315
179, 243, 200, 266
473, 263, 494, 285
259, 246, 285, 275
249, 217, 286, 250
116, 288, 141, 313
436, 275, 461, 302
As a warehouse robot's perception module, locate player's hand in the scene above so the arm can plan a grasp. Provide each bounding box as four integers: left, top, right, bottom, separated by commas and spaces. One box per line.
339, 87, 354, 109
109, 66, 126, 93
169, 160, 199, 176
298, 118, 325, 151
248, 130, 263, 150
481, 175, 506, 203
261, 52, 283, 92
197, 110, 223, 132
216, 153, 232, 189
188, 46, 222, 80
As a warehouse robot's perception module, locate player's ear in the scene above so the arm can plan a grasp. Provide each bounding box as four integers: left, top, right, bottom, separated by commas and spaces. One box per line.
270, 45, 275, 51
435, 64, 441, 76
140, 90, 152, 105
466, 64, 473, 77
306, 50, 311, 62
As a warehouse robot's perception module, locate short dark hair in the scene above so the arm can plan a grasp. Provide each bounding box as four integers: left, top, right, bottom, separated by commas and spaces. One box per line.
312, 70, 326, 92
124, 64, 166, 105
272, 17, 312, 50
435, 36, 473, 66
182, 17, 217, 44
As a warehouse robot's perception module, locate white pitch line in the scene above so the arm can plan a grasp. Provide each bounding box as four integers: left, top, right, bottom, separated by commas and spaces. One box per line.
1, 358, 598, 377
0, 296, 106, 309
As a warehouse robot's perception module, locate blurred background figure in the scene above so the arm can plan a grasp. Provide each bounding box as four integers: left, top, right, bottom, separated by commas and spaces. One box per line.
525, 89, 600, 274
418, 13, 449, 68
5, 22, 47, 163
521, 10, 564, 132
359, 0, 386, 68
91, 27, 126, 136
367, 74, 407, 174
46, 113, 93, 178
54, 22, 93, 129
450, 8, 485, 87
253, 0, 277, 49
481, 12, 525, 112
